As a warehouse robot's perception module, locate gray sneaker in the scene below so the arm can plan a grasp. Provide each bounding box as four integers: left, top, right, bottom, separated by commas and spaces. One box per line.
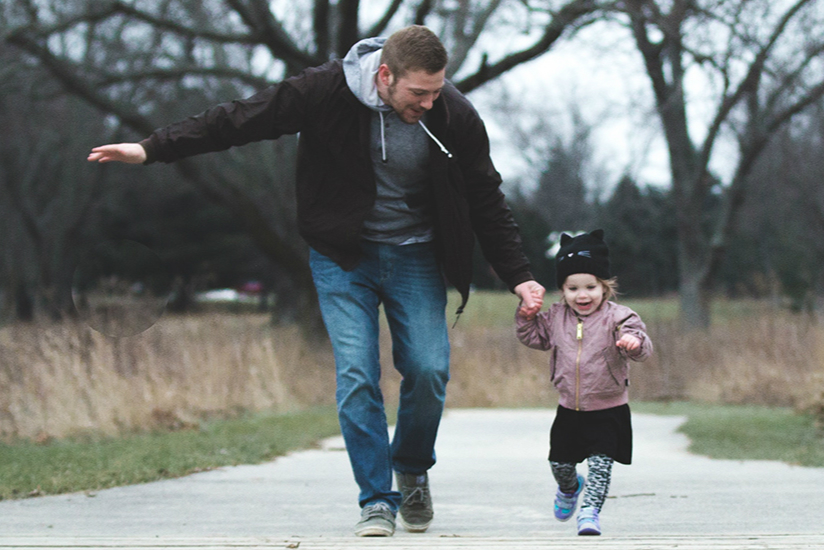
354, 502, 396, 537
395, 472, 433, 532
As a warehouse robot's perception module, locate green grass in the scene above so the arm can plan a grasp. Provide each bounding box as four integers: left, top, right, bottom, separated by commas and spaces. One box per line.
450, 288, 774, 327
451, 290, 683, 327
448, 289, 520, 327
634, 401, 824, 467
3, 401, 822, 501
3, 291, 820, 500
0, 406, 340, 500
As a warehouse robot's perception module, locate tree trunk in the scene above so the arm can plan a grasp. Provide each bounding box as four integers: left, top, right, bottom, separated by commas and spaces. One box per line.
678, 271, 711, 330
14, 282, 34, 323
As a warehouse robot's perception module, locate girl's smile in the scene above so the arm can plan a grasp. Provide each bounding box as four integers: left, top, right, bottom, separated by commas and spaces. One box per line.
562, 273, 605, 317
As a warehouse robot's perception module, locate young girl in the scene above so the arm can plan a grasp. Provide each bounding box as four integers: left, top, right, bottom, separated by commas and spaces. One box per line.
515, 229, 653, 536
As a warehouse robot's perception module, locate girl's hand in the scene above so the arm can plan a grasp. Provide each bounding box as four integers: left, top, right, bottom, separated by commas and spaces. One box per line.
616, 333, 641, 352
517, 303, 538, 320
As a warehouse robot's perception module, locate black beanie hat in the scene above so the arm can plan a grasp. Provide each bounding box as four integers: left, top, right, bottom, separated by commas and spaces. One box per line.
555, 229, 610, 289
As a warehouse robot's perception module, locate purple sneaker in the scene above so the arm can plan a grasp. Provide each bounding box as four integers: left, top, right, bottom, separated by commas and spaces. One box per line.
577, 506, 601, 536
553, 474, 585, 521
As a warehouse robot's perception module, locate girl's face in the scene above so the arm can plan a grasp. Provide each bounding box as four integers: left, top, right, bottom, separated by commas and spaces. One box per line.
562, 273, 605, 317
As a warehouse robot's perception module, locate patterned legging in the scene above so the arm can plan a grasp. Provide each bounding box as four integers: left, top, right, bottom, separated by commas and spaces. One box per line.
550, 454, 614, 512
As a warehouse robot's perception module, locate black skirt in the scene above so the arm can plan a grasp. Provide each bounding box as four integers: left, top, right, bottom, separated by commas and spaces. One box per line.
548, 404, 632, 465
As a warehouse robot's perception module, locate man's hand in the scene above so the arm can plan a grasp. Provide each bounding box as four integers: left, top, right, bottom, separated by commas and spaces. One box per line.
87, 143, 147, 164
515, 280, 545, 320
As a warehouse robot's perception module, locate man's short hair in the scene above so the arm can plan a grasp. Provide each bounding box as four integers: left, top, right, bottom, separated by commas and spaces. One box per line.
381, 25, 448, 79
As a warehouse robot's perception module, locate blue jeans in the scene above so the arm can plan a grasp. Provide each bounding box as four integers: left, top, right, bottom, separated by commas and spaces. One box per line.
310, 242, 450, 511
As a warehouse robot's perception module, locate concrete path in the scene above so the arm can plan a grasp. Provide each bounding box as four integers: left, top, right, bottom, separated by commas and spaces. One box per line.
1, 409, 823, 549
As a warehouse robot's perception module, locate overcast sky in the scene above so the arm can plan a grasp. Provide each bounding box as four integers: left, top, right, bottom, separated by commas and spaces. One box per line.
467, 19, 739, 195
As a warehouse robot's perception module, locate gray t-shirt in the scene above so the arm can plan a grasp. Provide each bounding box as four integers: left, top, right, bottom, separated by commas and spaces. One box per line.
361, 110, 434, 245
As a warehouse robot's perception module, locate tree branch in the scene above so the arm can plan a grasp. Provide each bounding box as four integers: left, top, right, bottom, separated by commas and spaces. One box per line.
765, 79, 824, 136
6, 30, 155, 135
704, 29, 824, 289
7, 1, 260, 47
455, 0, 600, 94
336, 0, 361, 55
414, 0, 434, 26
95, 67, 272, 90
9, 25, 316, 315
366, 0, 405, 39
697, 0, 814, 177
625, 1, 670, 108
313, 0, 331, 59
763, 41, 824, 117
444, 0, 503, 79
224, 0, 320, 70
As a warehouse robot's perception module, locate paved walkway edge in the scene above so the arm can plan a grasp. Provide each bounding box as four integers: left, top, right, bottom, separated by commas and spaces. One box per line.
0, 534, 822, 549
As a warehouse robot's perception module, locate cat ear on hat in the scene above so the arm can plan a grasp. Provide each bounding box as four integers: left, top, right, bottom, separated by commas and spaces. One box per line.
590, 229, 605, 241
560, 233, 573, 246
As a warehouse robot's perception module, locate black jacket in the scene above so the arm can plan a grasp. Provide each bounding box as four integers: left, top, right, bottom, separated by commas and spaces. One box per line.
141, 59, 534, 311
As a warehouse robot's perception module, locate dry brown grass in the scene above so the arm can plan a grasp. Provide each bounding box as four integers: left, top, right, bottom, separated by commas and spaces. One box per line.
645, 313, 824, 410
377, 325, 557, 410
383, 302, 824, 417
0, 314, 335, 441
2, 297, 823, 441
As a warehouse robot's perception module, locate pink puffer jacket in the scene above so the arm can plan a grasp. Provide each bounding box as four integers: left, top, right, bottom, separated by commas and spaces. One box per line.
515, 300, 653, 411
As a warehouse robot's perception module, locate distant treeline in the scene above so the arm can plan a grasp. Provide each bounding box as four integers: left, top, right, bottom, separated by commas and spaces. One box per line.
3, 1, 824, 326
1, 91, 823, 325
477, 112, 824, 315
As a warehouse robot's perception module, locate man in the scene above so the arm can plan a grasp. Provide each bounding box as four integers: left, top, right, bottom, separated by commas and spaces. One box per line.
89, 25, 545, 537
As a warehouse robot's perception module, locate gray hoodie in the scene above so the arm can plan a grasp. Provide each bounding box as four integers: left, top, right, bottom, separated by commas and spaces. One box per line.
342, 37, 450, 245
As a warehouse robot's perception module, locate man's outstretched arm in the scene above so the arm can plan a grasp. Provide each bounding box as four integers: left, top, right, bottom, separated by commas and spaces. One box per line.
87, 143, 147, 164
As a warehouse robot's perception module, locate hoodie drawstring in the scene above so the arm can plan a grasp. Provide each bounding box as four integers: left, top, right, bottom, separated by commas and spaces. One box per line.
378, 113, 453, 163
419, 121, 453, 159
379, 111, 388, 163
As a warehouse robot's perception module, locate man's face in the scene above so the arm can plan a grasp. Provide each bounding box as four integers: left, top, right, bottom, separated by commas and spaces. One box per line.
378, 66, 445, 124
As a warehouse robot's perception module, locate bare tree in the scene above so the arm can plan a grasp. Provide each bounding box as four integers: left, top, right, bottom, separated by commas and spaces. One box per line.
2, 0, 604, 326
618, 0, 824, 328
741, 103, 824, 315
0, 50, 106, 322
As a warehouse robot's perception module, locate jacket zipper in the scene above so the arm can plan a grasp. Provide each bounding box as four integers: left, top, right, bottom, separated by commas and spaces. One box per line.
575, 318, 583, 411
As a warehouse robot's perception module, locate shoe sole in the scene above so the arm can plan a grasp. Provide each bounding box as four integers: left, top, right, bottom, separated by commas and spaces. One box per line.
398, 515, 432, 533
354, 526, 395, 537
578, 528, 601, 536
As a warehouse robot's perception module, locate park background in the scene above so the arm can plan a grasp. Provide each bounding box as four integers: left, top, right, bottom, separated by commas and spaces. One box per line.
1, 0, 824, 477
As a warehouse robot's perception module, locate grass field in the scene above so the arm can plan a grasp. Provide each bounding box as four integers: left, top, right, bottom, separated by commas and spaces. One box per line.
0, 401, 821, 500
634, 401, 824, 467
0, 291, 822, 499
445, 289, 766, 327
0, 406, 340, 500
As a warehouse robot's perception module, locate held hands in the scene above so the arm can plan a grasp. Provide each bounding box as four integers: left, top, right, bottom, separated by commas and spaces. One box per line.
515, 280, 545, 320
616, 333, 641, 352
87, 143, 147, 164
